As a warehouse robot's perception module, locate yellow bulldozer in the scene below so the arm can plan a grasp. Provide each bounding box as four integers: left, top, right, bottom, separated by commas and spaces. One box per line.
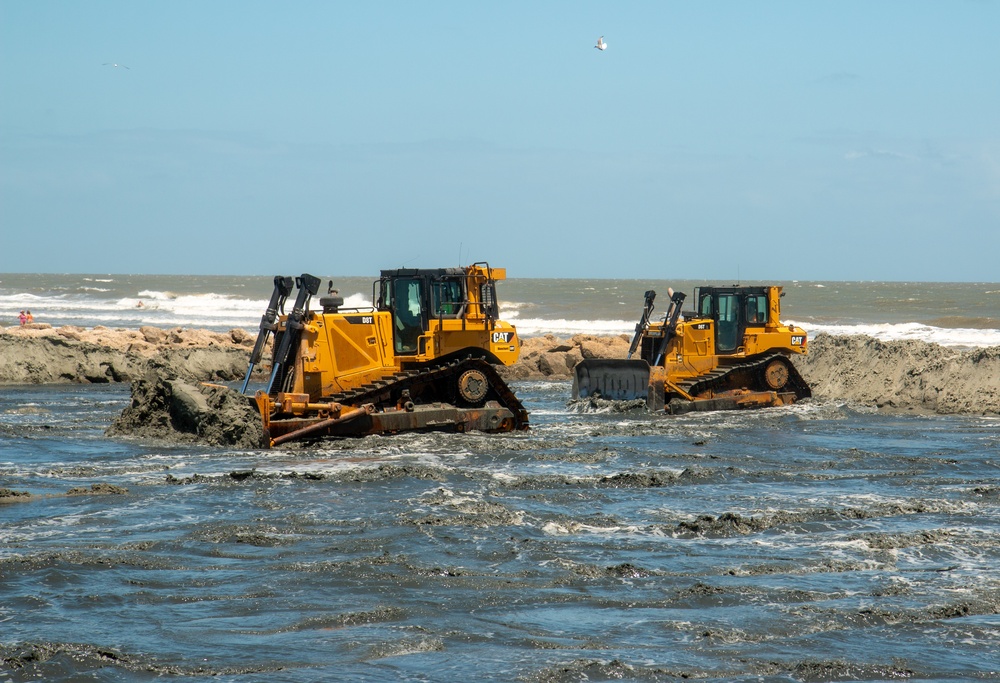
573, 285, 811, 414
241, 263, 528, 446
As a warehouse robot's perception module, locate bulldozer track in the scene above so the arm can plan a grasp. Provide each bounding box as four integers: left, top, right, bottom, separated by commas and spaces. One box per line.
325, 357, 529, 430
675, 353, 811, 402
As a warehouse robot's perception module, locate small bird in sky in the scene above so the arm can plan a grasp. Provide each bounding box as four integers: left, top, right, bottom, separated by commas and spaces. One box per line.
102, 63, 129, 69
595, 36, 607, 51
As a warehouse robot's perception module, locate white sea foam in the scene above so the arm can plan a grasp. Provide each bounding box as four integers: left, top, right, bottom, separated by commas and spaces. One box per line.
501, 312, 634, 337
795, 321, 1000, 348
3, 284, 998, 347
505, 312, 1000, 347
338, 292, 375, 310
1, 289, 374, 331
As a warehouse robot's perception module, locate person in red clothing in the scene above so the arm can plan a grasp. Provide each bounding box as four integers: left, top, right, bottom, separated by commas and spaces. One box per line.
18, 310, 26, 326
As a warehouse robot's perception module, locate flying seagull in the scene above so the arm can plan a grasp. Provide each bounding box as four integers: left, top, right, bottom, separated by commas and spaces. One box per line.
595, 36, 606, 51
102, 63, 130, 69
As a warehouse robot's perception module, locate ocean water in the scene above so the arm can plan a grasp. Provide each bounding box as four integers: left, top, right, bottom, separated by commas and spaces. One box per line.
1, 273, 999, 346
2, 274, 1000, 681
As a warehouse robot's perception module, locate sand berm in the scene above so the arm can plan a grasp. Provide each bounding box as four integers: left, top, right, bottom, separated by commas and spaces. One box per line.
2, 323, 999, 442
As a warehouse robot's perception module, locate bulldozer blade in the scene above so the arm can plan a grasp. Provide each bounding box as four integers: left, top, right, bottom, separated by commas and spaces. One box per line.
265, 402, 519, 444
572, 359, 651, 401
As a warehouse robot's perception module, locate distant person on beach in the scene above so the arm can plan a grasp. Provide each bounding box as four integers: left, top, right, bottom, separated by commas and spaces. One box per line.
18, 310, 26, 326
136, 300, 144, 308
25, 310, 34, 324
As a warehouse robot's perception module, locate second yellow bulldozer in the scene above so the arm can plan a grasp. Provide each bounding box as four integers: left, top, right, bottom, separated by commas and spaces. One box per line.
241, 263, 528, 446
573, 285, 811, 414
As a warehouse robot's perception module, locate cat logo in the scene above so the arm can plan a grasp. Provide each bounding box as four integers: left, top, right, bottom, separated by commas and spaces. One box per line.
492, 331, 512, 344
791, 335, 805, 346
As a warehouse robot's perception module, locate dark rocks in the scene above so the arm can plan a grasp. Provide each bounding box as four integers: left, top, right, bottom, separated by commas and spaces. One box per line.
67, 483, 129, 496
0, 488, 32, 501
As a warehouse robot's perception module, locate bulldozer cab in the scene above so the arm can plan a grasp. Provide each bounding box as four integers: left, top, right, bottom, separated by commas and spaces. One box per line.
378, 265, 506, 360
695, 286, 772, 355
379, 270, 471, 355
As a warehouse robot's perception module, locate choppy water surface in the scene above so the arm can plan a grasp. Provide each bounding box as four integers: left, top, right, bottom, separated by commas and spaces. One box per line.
2, 383, 1000, 681
2, 274, 999, 346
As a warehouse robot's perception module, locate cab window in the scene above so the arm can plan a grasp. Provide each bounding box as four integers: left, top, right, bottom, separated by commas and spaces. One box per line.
392, 277, 424, 354
745, 295, 767, 325
716, 293, 739, 352
431, 278, 464, 317
699, 293, 714, 317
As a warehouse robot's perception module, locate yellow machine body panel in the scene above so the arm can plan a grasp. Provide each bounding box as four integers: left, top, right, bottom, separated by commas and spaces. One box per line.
296, 310, 396, 399
423, 319, 520, 366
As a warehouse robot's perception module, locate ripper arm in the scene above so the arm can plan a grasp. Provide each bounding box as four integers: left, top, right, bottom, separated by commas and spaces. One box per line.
266, 273, 321, 395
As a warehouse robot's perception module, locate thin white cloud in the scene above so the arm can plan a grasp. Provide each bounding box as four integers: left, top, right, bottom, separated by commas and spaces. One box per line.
845, 148, 916, 162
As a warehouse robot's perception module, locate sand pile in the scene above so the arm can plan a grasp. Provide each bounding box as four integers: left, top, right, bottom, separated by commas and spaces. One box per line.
105, 368, 266, 448
793, 333, 1000, 415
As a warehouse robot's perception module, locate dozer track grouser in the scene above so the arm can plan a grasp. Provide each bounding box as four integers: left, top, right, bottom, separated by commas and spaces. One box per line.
573, 285, 811, 414
241, 263, 528, 446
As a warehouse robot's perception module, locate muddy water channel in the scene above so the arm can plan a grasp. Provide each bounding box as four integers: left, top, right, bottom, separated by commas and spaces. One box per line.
2, 381, 999, 681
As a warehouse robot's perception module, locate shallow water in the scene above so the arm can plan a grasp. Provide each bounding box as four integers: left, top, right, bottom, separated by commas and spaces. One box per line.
2, 382, 1000, 681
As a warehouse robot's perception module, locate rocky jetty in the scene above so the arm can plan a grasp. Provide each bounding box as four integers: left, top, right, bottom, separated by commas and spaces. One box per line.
0, 324, 258, 385
499, 333, 634, 380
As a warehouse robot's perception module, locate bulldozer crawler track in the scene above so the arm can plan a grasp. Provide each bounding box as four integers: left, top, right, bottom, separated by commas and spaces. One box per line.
325, 358, 529, 430
674, 353, 811, 404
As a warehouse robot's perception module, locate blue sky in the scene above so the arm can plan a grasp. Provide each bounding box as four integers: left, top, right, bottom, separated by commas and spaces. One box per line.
2, 2, 998, 281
